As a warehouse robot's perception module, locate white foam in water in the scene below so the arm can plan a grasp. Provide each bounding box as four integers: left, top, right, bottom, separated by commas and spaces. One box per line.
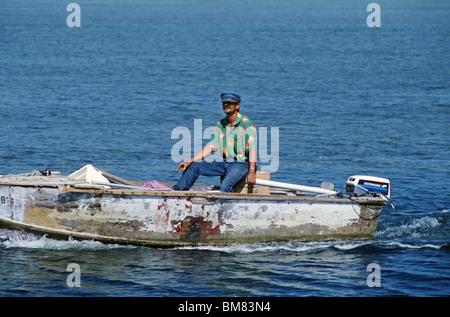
375, 215, 441, 240
177, 240, 373, 253
0, 229, 127, 250
332, 241, 375, 251
0, 229, 370, 253
381, 241, 442, 250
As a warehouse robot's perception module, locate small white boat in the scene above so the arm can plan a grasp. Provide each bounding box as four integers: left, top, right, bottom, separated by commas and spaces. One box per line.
0, 165, 392, 248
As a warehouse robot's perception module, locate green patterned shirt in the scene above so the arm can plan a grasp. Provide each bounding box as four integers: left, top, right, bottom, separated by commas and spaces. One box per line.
207, 113, 257, 161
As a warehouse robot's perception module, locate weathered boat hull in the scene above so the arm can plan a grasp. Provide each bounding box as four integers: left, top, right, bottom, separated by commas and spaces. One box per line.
0, 179, 385, 248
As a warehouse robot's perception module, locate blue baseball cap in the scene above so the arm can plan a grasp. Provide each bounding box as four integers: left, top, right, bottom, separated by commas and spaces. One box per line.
221, 92, 241, 103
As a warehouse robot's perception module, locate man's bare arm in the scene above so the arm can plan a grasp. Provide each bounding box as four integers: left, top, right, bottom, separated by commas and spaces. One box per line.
246, 147, 257, 184
176, 145, 214, 173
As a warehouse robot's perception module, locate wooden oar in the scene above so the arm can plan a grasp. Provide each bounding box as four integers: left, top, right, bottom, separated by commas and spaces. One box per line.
91, 181, 171, 191
93, 167, 138, 186
255, 179, 338, 196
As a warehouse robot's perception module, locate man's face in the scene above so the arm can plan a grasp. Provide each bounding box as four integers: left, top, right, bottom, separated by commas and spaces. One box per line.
222, 101, 240, 115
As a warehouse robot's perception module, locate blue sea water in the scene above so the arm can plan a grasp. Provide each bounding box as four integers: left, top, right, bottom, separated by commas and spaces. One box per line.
0, 0, 449, 298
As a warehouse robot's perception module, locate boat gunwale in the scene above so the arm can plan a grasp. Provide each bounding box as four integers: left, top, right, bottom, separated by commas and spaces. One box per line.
59, 186, 385, 205
0, 178, 386, 205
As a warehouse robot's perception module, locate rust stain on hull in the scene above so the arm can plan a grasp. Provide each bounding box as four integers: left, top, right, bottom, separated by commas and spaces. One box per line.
173, 216, 215, 241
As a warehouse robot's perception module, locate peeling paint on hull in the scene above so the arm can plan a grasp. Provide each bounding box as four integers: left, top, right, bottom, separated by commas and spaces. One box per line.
0, 183, 385, 248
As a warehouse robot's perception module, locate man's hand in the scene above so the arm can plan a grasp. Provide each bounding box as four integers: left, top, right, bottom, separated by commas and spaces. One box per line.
176, 161, 192, 173
246, 169, 256, 185
176, 145, 214, 174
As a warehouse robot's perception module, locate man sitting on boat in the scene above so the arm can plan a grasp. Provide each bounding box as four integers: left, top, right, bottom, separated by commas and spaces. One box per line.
172, 92, 257, 192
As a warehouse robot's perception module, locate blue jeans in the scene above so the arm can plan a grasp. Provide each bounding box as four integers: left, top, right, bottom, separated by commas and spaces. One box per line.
172, 161, 249, 192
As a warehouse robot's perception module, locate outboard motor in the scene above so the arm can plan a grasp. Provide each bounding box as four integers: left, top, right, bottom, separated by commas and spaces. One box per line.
346, 175, 390, 199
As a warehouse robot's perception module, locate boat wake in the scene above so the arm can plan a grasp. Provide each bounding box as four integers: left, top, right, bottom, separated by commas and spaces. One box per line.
375, 212, 449, 240
177, 239, 447, 254
0, 229, 129, 251
1, 211, 448, 252
178, 211, 449, 253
